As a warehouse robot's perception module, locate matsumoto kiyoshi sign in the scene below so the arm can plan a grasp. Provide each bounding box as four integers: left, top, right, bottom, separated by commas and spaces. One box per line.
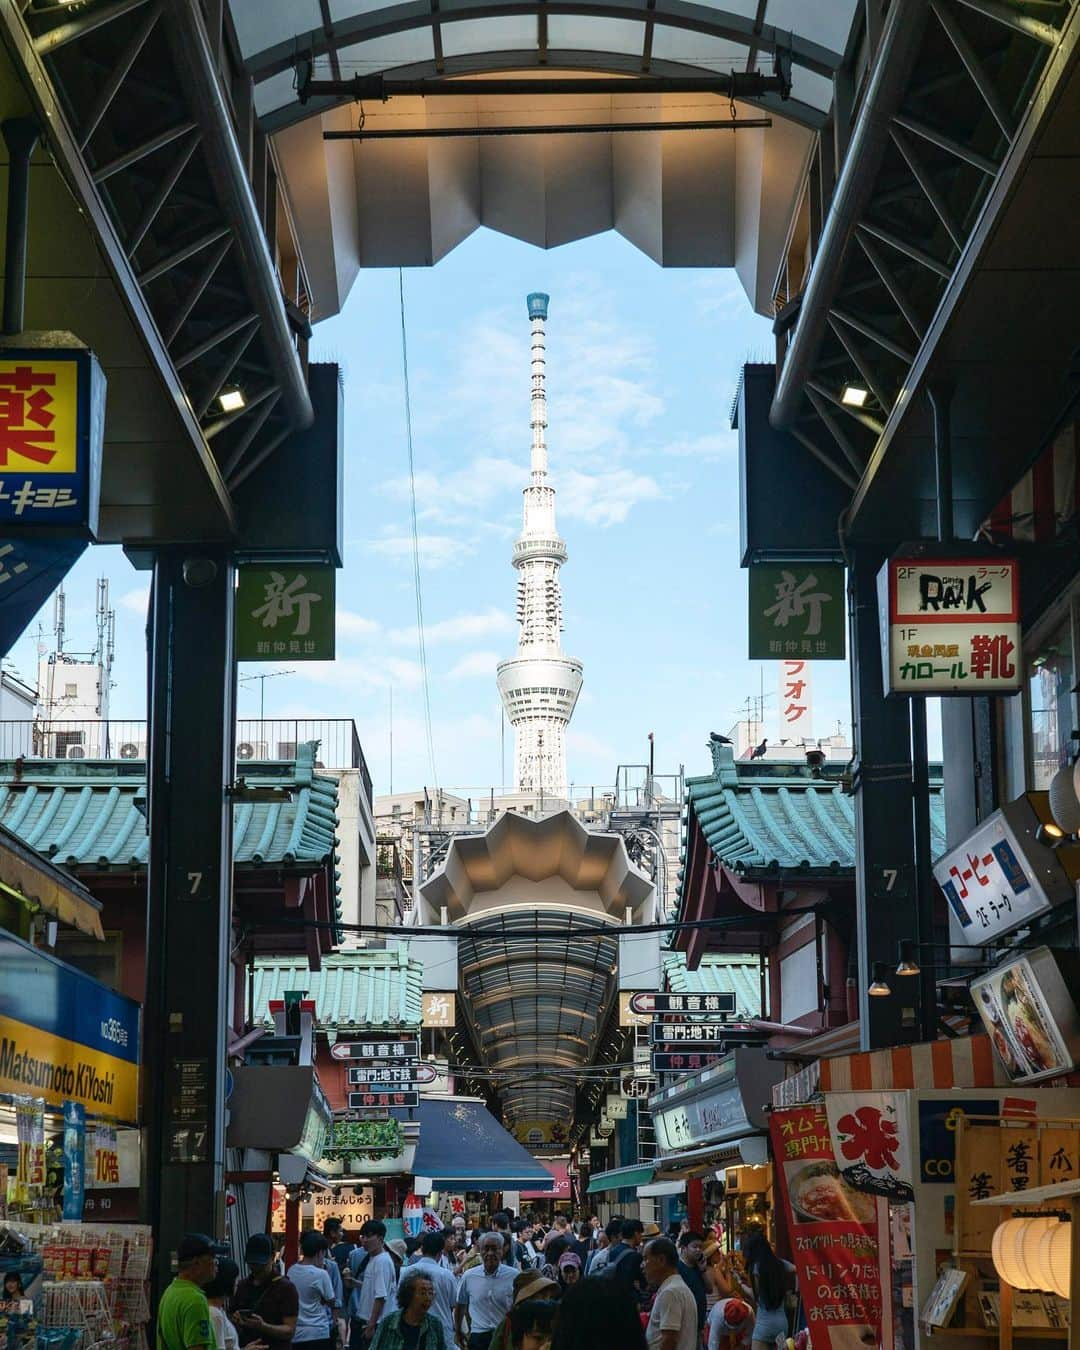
0, 932, 139, 1121
878, 554, 1021, 695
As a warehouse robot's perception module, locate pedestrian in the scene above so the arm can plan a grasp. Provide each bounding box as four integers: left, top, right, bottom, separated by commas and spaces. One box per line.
602, 1220, 654, 1305
204, 1259, 240, 1350
325, 1221, 353, 1275
539, 1218, 572, 1267
232, 1234, 299, 1349
675, 1232, 707, 1338
706, 1298, 753, 1350
568, 1226, 590, 1269
287, 1231, 338, 1350
740, 1233, 796, 1350
158, 1234, 227, 1350
350, 1221, 398, 1344
454, 1233, 516, 1350
489, 1271, 558, 1350
401, 1232, 458, 1345
491, 1214, 517, 1269
555, 1255, 580, 1295
641, 1238, 698, 1350
508, 1301, 558, 1350
371, 1272, 447, 1350
271, 1237, 287, 1277
585, 1220, 621, 1276
549, 1278, 645, 1350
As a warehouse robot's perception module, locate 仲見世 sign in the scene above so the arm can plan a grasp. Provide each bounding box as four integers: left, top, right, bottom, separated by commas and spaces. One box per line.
879, 555, 1021, 695
0, 348, 105, 535
235, 564, 335, 661
748, 562, 845, 661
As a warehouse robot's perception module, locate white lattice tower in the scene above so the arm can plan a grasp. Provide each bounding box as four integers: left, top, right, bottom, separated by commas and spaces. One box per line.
497, 293, 583, 797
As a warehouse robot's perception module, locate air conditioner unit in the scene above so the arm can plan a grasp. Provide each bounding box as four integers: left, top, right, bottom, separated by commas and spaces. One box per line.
118, 742, 145, 760
237, 741, 268, 760
65, 744, 86, 759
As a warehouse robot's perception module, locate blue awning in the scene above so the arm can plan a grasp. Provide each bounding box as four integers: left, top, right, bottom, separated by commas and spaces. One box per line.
412, 1100, 554, 1193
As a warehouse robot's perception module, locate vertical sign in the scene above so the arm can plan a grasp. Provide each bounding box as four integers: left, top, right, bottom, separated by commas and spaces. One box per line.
235, 564, 336, 661
748, 562, 846, 660
779, 658, 813, 737
0, 347, 105, 535
878, 555, 1021, 695
770, 1106, 892, 1348
62, 1101, 85, 1220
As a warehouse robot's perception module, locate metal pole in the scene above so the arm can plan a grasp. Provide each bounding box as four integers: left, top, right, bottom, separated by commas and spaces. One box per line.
2, 119, 39, 336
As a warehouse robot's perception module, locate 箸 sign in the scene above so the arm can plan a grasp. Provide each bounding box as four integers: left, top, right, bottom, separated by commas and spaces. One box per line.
878, 554, 1021, 695
0, 346, 105, 536
748, 562, 845, 660
235, 564, 335, 661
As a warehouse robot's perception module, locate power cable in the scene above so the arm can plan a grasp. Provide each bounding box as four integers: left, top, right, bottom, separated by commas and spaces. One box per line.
398, 268, 439, 789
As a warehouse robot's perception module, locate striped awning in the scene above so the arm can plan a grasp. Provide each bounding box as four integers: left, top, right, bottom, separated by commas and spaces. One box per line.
774, 1033, 1007, 1104
987, 422, 1079, 542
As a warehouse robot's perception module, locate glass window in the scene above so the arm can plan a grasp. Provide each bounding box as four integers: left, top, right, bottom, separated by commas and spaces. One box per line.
1027, 617, 1075, 789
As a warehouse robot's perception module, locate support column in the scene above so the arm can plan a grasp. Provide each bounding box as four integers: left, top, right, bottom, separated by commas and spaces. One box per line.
849, 548, 920, 1049
142, 549, 236, 1290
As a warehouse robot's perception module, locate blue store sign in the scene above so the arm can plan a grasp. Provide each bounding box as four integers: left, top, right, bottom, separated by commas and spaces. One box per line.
0, 931, 140, 1121
918, 1098, 998, 1184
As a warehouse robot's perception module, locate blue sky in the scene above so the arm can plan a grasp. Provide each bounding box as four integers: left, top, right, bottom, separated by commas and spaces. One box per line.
6, 228, 858, 795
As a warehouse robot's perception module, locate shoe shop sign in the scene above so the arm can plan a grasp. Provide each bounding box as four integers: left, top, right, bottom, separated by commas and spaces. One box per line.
878, 553, 1021, 695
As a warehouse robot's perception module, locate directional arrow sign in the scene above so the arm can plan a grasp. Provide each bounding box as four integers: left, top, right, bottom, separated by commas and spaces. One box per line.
629, 992, 736, 1017
648, 1020, 758, 1044
331, 1039, 420, 1061
651, 1051, 728, 1073
347, 1065, 434, 1087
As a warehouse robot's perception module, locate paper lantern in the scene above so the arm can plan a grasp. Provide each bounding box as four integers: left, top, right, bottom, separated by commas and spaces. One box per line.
992, 1217, 1068, 1291
1049, 763, 1080, 833
1036, 1220, 1071, 1299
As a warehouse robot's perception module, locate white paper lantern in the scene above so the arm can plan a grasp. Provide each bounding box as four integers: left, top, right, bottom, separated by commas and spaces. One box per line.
1035, 1220, 1071, 1299
993, 1217, 1070, 1292
1049, 763, 1080, 833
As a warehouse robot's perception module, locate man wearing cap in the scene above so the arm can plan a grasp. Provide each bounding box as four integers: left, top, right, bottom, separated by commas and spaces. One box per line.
488, 1271, 557, 1350
158, 1234, 227, 1350
399, 1232, 457, 1344
232, 1234, 299, 1348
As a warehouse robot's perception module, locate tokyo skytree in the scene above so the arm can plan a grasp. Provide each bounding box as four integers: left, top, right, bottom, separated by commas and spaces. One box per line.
496, 293, 583, 798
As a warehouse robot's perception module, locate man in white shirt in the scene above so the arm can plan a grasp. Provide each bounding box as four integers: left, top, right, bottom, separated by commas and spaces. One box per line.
642, 1238, 699, 1350
454, 1235, 515, 1350
401, 1232, 457, 1343
287, 1233, 337, 1350
352, 1221, 397, 1342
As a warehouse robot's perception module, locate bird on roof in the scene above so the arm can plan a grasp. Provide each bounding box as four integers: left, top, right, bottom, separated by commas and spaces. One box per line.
708, 732, 732, 744
750, 738, 768, 759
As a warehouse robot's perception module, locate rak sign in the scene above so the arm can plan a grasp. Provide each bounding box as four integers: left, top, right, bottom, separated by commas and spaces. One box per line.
878, 554, 1021, 695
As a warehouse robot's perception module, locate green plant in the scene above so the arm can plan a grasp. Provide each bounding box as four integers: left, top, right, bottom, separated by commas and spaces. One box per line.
322, 1118, 404, 1161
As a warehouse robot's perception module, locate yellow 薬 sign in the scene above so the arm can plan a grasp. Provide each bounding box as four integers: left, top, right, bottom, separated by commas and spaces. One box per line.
0, 358, 80, 474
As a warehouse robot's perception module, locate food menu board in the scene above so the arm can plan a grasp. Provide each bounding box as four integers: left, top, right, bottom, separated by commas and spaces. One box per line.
971, 947, 1079, 1083
769, 1106, 893, 1348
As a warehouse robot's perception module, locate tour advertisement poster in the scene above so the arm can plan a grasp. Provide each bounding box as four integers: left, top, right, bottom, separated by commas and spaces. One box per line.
770, 1106, 894, 1348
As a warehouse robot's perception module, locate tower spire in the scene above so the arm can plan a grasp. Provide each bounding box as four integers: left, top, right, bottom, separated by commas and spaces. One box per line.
496, 293, 583, 800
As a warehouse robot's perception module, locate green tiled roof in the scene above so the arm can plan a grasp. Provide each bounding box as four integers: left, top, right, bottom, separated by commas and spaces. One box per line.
0, 742, 338, 872
250, 950, 423, 1029
679, 746, 945, 887
662, 951, 762, 1018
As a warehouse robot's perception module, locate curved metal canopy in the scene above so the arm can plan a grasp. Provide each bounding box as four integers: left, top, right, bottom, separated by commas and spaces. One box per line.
231, 0, 856, 127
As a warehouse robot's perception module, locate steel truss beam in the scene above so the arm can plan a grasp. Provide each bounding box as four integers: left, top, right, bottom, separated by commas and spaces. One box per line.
931, 0, 1015, 138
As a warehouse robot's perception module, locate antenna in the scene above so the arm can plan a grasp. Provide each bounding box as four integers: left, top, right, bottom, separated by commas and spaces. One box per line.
54, 586, 65, 655
389, 686, 394, 795
238, 668, 295, 722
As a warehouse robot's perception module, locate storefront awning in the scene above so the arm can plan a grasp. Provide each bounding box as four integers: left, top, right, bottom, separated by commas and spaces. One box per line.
653, 1136, 768, 1179
0, 824, 103, 939
586, 1163, 656, 1195
411, 1098, 554, 1192
638, 1180, 686, 1199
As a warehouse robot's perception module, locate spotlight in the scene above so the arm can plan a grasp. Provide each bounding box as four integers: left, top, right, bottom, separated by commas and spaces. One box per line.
841, 383, 869, 408
868, 962, 891, 997
896, 940, 920, 977
1035, 822, 1066, 849
218, 386, 246, 413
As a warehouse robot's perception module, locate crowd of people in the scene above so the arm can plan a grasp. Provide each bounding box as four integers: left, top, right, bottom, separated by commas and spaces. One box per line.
156, 1214, 799, 1350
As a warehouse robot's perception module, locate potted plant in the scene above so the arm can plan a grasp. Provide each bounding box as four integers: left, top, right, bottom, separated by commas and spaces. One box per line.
321, 1118, 405, 1170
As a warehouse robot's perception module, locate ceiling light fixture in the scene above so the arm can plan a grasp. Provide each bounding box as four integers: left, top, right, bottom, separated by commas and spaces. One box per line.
1035, 822, 1067, 849
868, 962, 892, 997
896, 939, 920, 977
218, 386, 246, 414
841, 383, 869, 408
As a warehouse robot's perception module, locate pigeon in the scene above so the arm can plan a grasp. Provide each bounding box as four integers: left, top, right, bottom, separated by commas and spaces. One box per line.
750, 738, 768, 759
709, 732, 733, 744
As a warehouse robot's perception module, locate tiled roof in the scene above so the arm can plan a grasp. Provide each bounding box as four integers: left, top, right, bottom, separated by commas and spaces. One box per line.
0, 742, 338, 872
250, 950, 423, 1029
662, 951, 762, 1018
679, 746, 945, 884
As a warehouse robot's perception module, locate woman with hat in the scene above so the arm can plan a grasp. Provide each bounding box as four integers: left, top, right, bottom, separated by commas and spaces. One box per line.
489, 1270, 558, 1350
555, 1255, 580, 1296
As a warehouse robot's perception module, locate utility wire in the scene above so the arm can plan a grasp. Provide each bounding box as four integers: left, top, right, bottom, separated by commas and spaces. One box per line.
398, 268, 439, 789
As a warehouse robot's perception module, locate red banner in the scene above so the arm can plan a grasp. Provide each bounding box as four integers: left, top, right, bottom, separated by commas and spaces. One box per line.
769, 1106, 893, 1349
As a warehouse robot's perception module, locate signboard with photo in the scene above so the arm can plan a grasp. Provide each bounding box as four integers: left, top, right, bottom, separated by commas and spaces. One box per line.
971, 947, 1080, 1083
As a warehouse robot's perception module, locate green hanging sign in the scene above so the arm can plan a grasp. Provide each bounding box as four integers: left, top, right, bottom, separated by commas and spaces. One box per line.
748, 561, 846, 660
235, 564, 335, 661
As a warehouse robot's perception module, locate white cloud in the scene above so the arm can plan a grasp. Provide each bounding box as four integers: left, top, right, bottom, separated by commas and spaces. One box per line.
298, 655, 424, 691
559, 468, 664, 526
390, 608, 514, 647
337, 610, 380, 639
567, 728, 618, 761
119, 585, 150, 615
690, 272, 748, 320
367, 532, 473, 570
652, 431, 737, 461
447, 650, 501, 679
